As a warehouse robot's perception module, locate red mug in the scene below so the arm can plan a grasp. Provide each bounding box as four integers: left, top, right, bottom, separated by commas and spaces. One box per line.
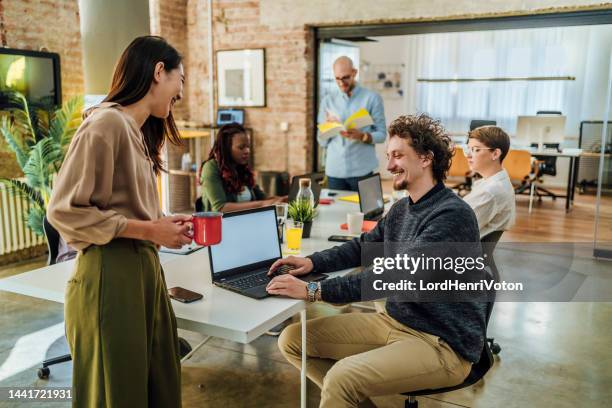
192, 212, 222, 246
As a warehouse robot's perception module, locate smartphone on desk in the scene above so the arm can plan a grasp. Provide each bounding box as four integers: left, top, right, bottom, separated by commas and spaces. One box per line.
168, 287, 203, 303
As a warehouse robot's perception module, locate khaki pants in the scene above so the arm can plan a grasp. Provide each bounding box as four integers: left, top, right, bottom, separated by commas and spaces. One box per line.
278, 311, 471, 408
65, 239, 181, 408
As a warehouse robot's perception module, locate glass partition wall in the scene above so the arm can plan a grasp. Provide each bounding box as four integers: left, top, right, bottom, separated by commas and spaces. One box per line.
594, 48, 612, 259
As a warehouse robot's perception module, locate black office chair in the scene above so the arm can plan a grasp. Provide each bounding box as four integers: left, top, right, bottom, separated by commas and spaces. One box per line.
531, 111, 562, 199
480, 230, 503, 356
37, 217, 72, 378
402, 231, 503, 407
37, 217, 193, 379
469, 119, 497, 131
529, 141, 560, 201
43, 216, 60, 266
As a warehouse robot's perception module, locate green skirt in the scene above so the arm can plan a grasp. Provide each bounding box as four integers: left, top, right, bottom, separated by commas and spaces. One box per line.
65, 239, 181, 408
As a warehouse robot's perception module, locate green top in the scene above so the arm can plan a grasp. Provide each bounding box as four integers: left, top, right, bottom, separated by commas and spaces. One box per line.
199, 159, 266, 212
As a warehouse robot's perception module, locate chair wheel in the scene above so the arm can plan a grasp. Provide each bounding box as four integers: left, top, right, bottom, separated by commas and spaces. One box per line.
491, 343, 501, 355
37, 367, 50, 379
178, 337, 192, 359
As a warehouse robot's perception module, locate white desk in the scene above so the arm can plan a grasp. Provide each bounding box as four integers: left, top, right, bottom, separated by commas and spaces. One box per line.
524, 147, 582, 158
0, 189, 369, 407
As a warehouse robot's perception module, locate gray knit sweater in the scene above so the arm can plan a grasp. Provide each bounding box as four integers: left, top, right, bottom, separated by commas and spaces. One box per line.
310, 184, 487, 362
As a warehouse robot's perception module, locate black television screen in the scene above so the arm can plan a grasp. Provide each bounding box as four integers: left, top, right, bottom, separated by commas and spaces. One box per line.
0, 48, 61, 109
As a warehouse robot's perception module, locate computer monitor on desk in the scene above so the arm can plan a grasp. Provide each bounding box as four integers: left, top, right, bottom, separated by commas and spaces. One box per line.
515, 115, 566, 149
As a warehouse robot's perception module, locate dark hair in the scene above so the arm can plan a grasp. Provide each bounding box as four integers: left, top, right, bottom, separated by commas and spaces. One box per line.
468, 126, 511, 163
207, 123, 254, 194
104, 36, 183, 175
388, 114, 453, 182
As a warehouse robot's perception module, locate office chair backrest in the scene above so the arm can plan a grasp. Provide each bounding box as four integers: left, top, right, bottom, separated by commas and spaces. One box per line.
503, 150, 532, 182
448, 146, 471, 177
43, 216, 60, 266
530, 143, 559, 176
469, 119, 497, 131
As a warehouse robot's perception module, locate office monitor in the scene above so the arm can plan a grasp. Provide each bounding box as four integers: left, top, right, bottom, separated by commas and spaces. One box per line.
515, 115, 566, 148
216, 109, 244, 126
0, 47, 62, 108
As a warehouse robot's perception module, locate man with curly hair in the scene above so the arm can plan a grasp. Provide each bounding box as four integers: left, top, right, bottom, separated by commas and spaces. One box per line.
266, 114, 486, 407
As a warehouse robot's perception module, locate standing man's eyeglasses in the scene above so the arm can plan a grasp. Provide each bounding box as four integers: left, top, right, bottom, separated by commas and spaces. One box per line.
335, 75, 352, 83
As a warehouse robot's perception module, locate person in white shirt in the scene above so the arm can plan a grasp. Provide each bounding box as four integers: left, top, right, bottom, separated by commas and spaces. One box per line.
463, 126, 516, 238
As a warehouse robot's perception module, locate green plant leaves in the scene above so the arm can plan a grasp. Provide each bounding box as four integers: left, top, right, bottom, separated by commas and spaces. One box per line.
0, 178, 44, 208
26, 205, 45, 237
0, 91, 36, 146
0, 116, 28, 169
50, 95, 83, 150
0, 91, 82, 238
288, 199, 316, 222
23, 138, 63, 204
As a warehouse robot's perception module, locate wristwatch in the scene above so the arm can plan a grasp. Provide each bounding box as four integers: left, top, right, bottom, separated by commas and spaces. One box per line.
307, 281, 319, 302
361, 132, 371, 144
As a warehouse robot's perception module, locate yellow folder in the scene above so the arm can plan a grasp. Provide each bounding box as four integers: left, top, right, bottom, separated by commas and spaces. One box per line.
317, 108, 374, 141
338, 194, 391, 204
338, 194, 360, 203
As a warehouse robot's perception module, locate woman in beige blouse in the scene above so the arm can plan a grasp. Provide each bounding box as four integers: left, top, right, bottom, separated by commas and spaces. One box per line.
47, 36, 190, 407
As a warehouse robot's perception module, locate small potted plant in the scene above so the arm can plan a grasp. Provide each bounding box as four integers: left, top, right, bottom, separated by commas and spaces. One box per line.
288, 199, 315, 238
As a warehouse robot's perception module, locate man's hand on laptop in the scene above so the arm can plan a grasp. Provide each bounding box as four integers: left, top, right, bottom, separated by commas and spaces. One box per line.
268, 256, 313, 277
266, 274, 307, 299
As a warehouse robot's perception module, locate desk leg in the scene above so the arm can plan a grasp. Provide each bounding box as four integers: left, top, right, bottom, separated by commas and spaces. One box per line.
571, 156, 580, 205
301, 309, 307, 408
566, 157, 574, 212
180, 336, 211, 364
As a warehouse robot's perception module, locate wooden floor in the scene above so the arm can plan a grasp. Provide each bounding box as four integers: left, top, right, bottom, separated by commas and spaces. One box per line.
381, 180, 612, 243
505, 189, 612, 242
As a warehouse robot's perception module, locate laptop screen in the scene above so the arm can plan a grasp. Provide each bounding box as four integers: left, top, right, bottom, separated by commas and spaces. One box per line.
358, 174, 384, 215
209, 207, 281, 276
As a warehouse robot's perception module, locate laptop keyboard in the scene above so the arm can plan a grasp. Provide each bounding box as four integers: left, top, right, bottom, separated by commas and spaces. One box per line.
227, 265, 294, 290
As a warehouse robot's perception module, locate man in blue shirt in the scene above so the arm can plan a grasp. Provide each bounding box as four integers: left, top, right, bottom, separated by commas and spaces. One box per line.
318, 56, 387, 191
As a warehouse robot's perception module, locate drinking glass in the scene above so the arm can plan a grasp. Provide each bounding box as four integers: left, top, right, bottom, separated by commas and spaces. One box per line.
285, 220, 304, 254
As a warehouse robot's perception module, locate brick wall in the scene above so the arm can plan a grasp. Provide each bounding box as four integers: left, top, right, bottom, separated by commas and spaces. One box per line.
185, 0, 314, 175
0, 0, 84, 99
149, 0, 190, 121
